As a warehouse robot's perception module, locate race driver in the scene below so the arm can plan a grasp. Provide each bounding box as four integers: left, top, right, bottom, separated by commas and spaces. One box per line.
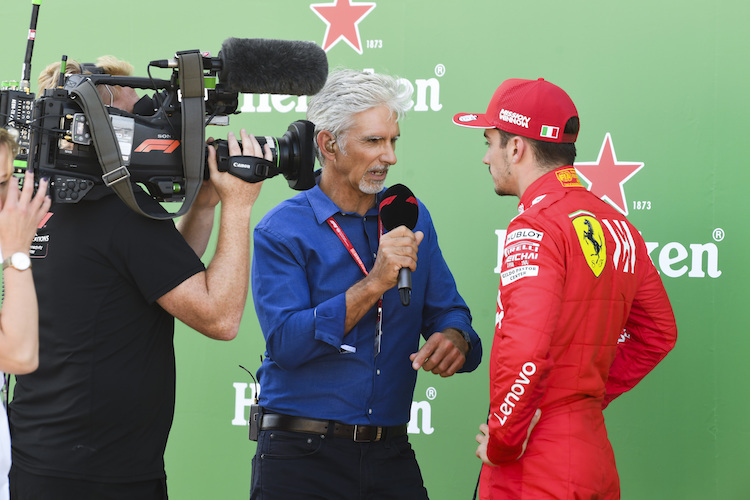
452, 77, 678, 499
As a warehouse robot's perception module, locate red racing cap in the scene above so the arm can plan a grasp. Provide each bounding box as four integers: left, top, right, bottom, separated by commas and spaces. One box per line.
452, 78, 579, 143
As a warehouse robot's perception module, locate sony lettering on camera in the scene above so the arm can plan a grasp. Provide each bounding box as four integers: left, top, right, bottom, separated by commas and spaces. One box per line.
0, 2, 328, 219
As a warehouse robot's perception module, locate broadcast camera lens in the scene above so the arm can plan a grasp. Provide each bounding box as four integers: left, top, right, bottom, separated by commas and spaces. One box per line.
211, 119, 316, 190
274, 119, 315, 190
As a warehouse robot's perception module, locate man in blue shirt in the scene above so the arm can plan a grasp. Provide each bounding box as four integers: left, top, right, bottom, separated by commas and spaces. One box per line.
249, 68, 482, 499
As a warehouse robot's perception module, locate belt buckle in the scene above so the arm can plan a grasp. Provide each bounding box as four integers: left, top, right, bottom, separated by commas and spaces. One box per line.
353, 425, 382, 442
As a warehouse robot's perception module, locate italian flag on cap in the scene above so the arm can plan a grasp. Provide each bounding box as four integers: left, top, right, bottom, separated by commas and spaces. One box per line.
540, 125, 559, 139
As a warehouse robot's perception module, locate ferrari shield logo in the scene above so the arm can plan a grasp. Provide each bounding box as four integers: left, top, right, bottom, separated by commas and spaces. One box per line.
571, 212, 606, 277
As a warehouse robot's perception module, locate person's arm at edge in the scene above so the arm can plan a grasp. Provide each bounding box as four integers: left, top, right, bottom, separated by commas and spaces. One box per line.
0, 173, 51, 373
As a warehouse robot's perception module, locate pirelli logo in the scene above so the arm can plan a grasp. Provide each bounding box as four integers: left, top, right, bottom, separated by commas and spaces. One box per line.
501, 228, 543, 285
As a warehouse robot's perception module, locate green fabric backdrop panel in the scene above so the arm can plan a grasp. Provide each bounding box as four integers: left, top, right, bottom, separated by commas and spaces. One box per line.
1, 0, 747, 498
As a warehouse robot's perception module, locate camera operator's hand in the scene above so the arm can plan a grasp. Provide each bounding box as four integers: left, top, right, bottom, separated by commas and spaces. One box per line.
193, 176, 220, 211
207, 129, 267, 211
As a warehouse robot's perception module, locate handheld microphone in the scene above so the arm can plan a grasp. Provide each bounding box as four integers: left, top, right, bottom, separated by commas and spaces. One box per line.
379, 184, 419, 306
151, 38, 329, 96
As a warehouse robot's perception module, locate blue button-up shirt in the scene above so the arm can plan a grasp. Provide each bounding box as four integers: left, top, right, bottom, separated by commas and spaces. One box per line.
251, 183, 482, 426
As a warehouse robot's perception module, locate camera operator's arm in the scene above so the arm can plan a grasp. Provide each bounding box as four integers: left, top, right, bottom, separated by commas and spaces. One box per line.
156, 130, 265, 340
0, 172, 52, 374
175, 179, 219, 258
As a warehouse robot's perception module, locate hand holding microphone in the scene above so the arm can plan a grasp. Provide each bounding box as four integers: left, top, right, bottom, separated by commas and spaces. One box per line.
379, 184, 420, 306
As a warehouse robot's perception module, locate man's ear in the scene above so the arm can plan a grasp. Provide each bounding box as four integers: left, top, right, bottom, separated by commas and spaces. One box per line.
510, 136, 527, 163
317, 130, 337, 160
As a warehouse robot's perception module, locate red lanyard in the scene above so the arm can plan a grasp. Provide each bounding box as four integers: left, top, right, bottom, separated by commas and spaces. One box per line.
326, 215, 384, 356
326, 216, 372, 276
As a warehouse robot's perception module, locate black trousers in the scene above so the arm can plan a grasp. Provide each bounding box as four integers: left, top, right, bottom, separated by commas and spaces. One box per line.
250, 428, 429, 500
9, 465, 168, 500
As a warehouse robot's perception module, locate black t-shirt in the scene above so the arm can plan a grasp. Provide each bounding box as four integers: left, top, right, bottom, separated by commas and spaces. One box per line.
9, 192, 205, 482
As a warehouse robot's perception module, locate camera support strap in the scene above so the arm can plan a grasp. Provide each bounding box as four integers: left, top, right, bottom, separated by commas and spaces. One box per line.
70, 51, 206, 219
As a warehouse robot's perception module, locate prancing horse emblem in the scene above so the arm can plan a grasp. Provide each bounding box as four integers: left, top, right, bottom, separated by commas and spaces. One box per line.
571, 212, 607, 277
583, 219, 603, 262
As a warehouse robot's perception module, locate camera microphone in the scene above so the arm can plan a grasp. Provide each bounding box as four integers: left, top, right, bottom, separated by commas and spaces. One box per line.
150, 38, 328, 96
379, 184, 419, 306
218, 38, 328, 95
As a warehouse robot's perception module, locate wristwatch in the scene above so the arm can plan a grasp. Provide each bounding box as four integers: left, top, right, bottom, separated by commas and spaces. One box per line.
457, 329, 472, 353
2, 252, 31, 272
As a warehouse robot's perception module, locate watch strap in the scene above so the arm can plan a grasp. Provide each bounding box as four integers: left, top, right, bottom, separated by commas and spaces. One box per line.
456, 328, 472, 353
2, 253, 31, 271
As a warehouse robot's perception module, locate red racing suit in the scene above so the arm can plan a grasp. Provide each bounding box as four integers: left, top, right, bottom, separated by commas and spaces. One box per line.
479, 167, 677, 499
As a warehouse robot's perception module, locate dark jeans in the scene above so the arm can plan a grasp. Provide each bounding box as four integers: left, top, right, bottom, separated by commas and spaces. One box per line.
250, 428, 429, 500
9, 465, 168, 500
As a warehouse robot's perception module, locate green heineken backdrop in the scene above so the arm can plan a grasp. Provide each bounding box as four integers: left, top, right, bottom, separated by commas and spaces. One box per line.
2, 0, 748, 498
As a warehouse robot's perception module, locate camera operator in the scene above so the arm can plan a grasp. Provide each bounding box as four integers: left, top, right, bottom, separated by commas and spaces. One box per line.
0, 128, 51, 500
37, 56, 141, 113
8, 58, 268, 500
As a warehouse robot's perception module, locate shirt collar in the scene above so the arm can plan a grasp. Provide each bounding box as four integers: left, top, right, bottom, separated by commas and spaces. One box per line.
304, 173, 384, 224
518, 165, 583, 213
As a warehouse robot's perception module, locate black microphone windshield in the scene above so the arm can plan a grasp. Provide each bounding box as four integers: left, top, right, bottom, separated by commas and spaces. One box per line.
219, 38, 328, 96
379, 184, 419, 231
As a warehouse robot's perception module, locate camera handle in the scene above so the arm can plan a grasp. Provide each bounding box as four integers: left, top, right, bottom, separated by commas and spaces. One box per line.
69, 51, 206, 219
224, 155, 279, 183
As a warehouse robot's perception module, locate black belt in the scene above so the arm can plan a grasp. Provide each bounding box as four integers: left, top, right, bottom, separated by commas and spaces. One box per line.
260, 413, 407, 443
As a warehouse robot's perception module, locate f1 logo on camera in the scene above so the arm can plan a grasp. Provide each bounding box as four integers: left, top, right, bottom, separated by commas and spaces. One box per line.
135, 139, 180, 153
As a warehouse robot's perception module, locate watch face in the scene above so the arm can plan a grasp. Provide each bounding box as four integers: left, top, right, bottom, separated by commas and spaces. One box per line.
10, 252, 31, 270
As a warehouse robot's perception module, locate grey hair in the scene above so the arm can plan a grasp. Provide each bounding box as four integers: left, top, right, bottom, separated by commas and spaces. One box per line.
306, 68, 413, 165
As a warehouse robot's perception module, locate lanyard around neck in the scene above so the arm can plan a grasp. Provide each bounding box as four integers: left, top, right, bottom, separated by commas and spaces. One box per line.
326, 214, 385, 356
325, 215, 383, 277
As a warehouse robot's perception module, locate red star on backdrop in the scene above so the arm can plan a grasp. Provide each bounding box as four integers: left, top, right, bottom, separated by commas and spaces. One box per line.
574, 133, 644, 216
310, 0, 376, 54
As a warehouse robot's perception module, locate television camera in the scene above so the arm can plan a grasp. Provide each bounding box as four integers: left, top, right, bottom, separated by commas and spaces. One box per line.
0, 2, 328, 219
